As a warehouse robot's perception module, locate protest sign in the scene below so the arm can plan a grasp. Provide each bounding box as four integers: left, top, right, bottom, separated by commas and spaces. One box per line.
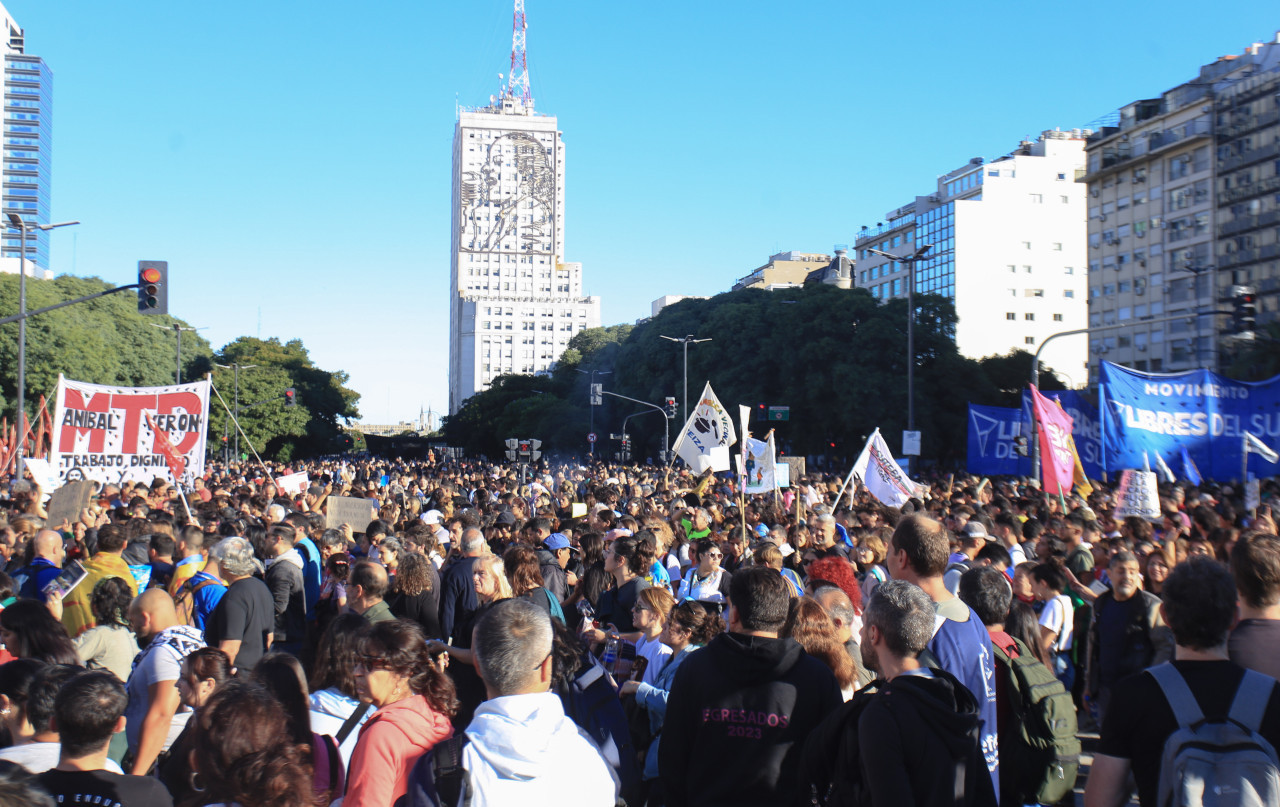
326, 496, 377, 532
1113, 469, 1161, 521
45, 480, 95, 529
50, 376, 210, 488
277, 472, 309, 496
778, 457, 806, 483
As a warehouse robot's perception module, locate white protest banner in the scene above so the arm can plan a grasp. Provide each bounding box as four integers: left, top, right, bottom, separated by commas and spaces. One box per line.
852, 428, 917, 508
671, 382, 736, 473
1113, 469, 1161, 521
21, 457, 58, 493
51, 376, 210, 489
277, 472, 309, 496
744, 433, 778, 493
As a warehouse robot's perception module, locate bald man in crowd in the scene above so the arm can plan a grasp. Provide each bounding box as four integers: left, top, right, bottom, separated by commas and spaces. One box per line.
15, 529, 64, 599
124, 589, 204, 775
349, 559, 394, 624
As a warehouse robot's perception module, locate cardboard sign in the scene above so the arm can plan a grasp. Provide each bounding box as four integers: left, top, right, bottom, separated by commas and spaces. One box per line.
46, 480, 96, 529
1113, 469, 1161, 522
778, 457, 806, 484
326, 496, 377, 532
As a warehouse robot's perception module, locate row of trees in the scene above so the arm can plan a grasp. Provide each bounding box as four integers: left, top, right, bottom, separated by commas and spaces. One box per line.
0, 274, 360, 461
444, 284, 1063, 465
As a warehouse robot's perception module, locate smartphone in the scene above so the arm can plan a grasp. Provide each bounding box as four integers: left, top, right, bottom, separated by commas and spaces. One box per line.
42, 560, 88, 601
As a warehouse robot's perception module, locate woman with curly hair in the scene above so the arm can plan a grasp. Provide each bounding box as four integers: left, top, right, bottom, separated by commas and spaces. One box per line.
387, 551, 441, 639
186, 679, 317, 807
782, 597, 857, 700
346, 619, 457, 807
71, 578, 138, 681
0, 600, 79, 666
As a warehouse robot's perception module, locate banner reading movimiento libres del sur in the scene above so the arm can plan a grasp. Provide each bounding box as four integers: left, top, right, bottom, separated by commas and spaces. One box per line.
1100, 361, 1280, 482
50, 375, 210, 489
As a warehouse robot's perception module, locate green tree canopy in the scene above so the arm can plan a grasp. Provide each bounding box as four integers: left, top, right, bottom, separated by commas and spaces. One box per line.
0, 273, 213, 419
444, 284, 1067, 464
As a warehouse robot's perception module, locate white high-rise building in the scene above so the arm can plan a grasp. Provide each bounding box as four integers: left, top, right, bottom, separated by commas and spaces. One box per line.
0, 1, 54, 280
854, 130, 1091, 385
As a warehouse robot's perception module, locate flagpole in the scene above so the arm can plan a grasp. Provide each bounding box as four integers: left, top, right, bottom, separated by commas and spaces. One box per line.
1243, 433, 1248, 487
832, 428, 873, 507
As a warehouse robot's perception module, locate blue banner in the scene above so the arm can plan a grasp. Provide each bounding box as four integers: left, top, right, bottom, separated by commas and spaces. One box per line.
967, 404, 1032, 476
1100, 361, 1280, 481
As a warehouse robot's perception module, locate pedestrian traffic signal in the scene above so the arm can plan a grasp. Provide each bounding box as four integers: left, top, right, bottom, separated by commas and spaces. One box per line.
1233, 286, 1258, 334
284, 388, 297, 407
137, 261, 168, 315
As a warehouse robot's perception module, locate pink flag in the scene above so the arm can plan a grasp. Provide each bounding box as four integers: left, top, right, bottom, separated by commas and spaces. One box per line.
1030, 385, 1076, 494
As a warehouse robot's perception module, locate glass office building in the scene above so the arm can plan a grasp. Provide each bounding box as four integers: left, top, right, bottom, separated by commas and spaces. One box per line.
0, 5, 51, 271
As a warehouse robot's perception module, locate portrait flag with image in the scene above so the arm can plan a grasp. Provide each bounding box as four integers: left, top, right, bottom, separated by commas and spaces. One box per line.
744, 432, 778, 493
671, 382, 737, 473
1030, 384, 1076, 495
1244, 431, 1280, 465
1180, 445, 1203, 487
851, 428, 916, 508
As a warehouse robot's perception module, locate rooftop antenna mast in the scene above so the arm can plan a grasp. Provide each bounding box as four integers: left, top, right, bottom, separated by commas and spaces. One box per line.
505, 0, 531, 102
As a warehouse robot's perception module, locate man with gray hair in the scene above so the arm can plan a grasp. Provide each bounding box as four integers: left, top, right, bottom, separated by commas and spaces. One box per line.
463, 597, 617, 805
812, 585, 874, 689
803, 580, 995, 806
202, 537, 274, 671
439, 526, 487, 643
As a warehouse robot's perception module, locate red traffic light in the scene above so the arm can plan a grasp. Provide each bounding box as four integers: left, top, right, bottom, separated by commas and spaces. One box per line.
141, 267, 162, 284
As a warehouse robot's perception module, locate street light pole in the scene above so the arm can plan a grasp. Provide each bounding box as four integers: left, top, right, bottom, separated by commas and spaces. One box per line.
152, 324, 204, 384
659, 334, 712, 426
215, 362, 257, 461
867, 245, 932, 432
4, 215, 79, 472
575, 368, 612, 458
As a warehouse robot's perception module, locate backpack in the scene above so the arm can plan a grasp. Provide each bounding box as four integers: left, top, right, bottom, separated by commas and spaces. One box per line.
992, 635, 1080, 805
557, 654, 640, 807
173, 574, 224, 628
1149, 663, 1280, 807
799, 685, 880, 807
402, 733, 470, 807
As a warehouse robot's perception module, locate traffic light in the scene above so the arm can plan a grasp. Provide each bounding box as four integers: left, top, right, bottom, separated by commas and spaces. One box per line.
757, 402, 767, 422
1233, 286, 1258, 334
284, 388, 297, 407
664, 397, 677, 418
137, 261, 168, 315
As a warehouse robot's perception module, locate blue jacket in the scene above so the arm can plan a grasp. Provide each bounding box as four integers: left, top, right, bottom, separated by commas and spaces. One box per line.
16, 558, 62, 600
636, 644, 698, 781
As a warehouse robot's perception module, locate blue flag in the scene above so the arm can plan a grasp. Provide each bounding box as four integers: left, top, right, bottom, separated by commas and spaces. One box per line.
1180, 445, 1203, 486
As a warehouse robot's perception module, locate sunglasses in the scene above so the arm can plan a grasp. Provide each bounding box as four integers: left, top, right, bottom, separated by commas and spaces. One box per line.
354, 654, 391, 671
705, 552, 723, 559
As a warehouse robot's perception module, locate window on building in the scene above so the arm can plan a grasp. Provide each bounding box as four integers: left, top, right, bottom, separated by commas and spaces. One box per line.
1025, 313, 1035, 321
1023, 241, 1032, 250
1065, 290, 1075, 298
1053, 313, 1064, 322
1006, 312, 1016, 320
1030, 194, 1043, 204
1053, 243, 1063, 251
1061, 195, 1070, 204
1024, 265, 1033, 273
1025, 337, 1035, 345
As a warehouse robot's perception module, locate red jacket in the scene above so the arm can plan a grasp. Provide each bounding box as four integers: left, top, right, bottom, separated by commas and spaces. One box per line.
344, 694, 452, 807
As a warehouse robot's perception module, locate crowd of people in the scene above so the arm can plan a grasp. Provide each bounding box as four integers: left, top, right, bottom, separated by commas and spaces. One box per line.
0, 455, 1275, 806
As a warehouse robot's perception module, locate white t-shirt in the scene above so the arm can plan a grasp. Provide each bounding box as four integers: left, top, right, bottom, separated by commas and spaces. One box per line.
1038, 594, 1074, 652
124, 624, 204, 755
633, 635, 673, 687
0, 741, 123, 774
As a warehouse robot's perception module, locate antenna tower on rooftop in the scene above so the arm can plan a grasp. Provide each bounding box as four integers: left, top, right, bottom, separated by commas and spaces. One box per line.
505, 0, 531, 102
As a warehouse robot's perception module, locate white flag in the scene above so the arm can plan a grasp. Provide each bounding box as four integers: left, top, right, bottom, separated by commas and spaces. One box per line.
1152, 453, 1176, 484
744, 433, 778, 493
1245, 431, 1280, 464
851, 428, 917, 508
671, 382, 737, 473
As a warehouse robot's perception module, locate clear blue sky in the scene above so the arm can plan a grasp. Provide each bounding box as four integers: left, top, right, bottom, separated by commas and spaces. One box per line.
10, 1, 1277, 423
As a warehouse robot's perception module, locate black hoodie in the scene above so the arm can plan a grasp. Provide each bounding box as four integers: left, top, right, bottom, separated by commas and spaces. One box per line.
857, 668, 997, 807
660, 632, 843, 807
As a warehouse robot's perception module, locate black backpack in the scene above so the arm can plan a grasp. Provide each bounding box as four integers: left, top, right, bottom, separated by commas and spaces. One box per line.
799, 684, 881, 807
402, 734, 470, 807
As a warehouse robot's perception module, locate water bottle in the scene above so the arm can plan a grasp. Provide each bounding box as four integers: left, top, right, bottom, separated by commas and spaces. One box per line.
601, 633, 619, 675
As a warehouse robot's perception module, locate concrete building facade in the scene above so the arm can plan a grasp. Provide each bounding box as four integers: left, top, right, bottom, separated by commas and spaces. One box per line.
854, 130, 1091, 385
448, 92, 600, 413
1081, 33, 1280, 382
732, 251, 831, 291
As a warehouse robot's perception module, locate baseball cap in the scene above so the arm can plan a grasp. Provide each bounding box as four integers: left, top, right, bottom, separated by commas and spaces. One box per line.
421, 509, 444, 525
963, 522, 990, 541
496, 511, 517, 526
544, 533, 571, 551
